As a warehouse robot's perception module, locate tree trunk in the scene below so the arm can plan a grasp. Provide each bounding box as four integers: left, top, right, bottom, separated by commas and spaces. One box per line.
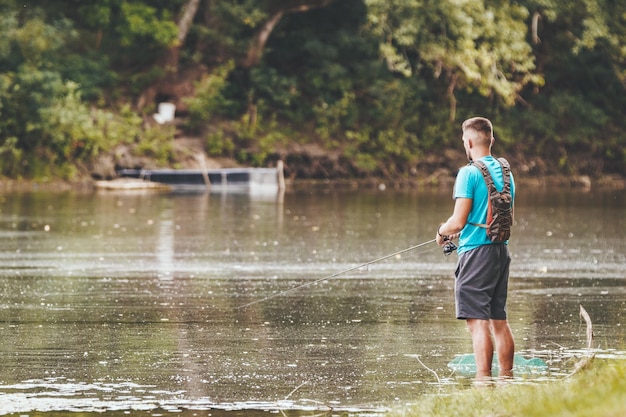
240, 0, 337, 69
447, 72, 458, 122
137, 0, 201, 110
177, 0, 201, 45
241, 10, 285, 69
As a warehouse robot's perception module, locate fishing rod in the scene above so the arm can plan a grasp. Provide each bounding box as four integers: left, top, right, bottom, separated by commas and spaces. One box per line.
237, 237, 455, 309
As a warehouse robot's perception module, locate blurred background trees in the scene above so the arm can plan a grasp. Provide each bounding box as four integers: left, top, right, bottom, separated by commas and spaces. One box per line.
0, 0, 624, 180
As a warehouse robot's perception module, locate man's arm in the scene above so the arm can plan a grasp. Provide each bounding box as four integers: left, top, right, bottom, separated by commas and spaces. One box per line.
436, 197, 472, 246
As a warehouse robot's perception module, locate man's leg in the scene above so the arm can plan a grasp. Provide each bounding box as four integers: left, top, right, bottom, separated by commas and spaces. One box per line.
466, 318, 494, 379
490, 319, 515, 377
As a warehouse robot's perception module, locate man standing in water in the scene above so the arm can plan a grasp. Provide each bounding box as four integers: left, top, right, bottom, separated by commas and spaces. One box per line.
435, 116, 515, 381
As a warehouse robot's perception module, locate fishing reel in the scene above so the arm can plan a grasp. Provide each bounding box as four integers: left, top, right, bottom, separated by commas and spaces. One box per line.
442, 237, 457, 256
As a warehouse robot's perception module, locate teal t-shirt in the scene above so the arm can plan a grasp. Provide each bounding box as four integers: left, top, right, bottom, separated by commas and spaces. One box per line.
453, 156, 515, 254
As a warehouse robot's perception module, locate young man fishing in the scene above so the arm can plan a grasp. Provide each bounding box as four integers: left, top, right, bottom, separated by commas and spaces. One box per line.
435, 116, 516, 381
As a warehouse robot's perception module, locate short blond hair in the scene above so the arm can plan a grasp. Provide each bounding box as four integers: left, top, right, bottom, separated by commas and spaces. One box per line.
462, 117, 493, 146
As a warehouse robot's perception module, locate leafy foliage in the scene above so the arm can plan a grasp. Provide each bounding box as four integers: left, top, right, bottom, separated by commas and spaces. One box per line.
0, 2, 175, 179
364, 0, 543, 105
0, 0, 625, 179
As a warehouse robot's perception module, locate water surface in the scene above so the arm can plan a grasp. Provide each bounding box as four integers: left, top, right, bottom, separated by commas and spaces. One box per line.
0, 186, 624, 415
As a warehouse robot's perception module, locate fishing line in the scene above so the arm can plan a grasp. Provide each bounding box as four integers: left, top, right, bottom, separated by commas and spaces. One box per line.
236, 238, 437, 309
400, 243, 441, 260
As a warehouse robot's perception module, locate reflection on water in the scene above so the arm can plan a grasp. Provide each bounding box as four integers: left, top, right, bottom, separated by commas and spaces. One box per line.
0, 187, 624, 415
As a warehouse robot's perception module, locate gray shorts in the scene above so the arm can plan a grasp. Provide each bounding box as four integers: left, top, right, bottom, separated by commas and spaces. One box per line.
455, 244, 511, 320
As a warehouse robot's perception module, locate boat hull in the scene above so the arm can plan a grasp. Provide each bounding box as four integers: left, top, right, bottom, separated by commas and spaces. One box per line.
116, 166, 283, 194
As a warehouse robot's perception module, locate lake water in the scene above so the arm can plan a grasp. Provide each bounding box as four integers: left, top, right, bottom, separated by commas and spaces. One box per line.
0, 185, 624, 415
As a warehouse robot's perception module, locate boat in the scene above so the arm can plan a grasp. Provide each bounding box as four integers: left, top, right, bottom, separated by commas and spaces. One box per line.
113, 162, 285, 194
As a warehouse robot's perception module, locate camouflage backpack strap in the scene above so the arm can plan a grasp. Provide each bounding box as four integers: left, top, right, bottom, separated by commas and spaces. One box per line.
473, 160, 496, 189
498, 157, 511, 193
469, 160, 494, 229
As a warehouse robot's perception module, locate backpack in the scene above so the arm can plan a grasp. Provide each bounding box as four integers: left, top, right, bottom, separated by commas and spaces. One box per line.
470, 158, 513, 242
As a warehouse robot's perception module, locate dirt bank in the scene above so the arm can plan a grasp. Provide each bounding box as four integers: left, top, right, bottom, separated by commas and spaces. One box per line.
2, 137, 625, 192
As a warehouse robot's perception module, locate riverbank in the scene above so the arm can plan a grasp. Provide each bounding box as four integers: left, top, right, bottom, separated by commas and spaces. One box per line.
2, 137, 625, 192
390, 359, 626, 417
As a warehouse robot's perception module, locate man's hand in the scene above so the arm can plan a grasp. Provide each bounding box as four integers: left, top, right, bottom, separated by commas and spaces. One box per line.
436, 229, 447, 246
436, 225, 460, 246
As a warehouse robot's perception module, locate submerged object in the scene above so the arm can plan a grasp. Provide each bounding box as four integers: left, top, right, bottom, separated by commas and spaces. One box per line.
448, 353, 548, 376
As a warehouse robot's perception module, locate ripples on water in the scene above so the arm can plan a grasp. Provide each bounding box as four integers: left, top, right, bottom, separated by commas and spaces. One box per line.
0, 188, 624, 415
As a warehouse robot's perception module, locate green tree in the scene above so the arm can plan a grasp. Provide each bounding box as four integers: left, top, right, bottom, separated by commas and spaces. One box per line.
1, 0, 625, 180
0, 2, 175, 178
364, 0, 543, 120
504, 0, 626, 175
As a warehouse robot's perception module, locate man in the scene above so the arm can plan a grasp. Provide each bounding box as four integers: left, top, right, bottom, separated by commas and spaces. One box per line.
435, 116, 515, 381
